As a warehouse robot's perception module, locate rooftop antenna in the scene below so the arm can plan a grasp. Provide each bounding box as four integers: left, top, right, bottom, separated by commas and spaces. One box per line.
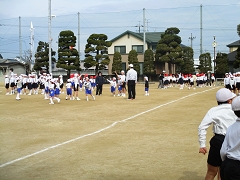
135, 21, 143, 33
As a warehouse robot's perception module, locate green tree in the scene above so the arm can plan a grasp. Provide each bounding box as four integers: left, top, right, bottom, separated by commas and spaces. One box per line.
143, 49, 155, 78
155, 27, 183, 73
84, 34, 112, 74
215, 52, 229, 77
34, 41, 56, 73
180, 46, 195, 74
128, 49, 140, 74
233, 47, 240, 69
111, 52, 122, 74
198, 53, 212, 73
57, 30, 80, 78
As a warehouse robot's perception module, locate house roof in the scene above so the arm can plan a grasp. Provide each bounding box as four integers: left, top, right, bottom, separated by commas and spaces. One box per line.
110, 30, 188, 48
110, 30, 163, 44
0, 58, 27, 66
226, 40, 240, 47
228, 50, 237, 62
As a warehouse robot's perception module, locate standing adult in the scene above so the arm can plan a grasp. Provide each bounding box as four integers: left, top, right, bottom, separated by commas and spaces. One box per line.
220, 96, 240, 180
96, 71, 104, 96
198, 88, 237, 180
126, 64, 137, 100
158, 71, 164, 89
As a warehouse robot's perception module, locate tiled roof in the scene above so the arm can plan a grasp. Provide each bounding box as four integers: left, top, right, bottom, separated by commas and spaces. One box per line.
110, 30, 163, 44
226, 40, 240, 47
110, 30, 187, 47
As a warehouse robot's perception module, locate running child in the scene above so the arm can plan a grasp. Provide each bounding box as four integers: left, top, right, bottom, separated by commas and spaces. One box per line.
107, 77, 117, 97
83, 77, 95, 101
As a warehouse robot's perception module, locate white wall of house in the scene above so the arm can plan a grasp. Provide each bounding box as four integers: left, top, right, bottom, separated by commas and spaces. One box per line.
108, 34, 148, 54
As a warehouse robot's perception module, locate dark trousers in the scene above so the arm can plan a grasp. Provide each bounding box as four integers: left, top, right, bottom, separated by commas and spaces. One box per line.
220, 157, 240, 180
96, 85, 103, 95
127, 80, 136, 99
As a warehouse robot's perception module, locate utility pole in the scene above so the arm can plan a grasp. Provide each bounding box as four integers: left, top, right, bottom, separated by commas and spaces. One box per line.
200, 4, 203, 55
78, 12, 80, 63
189, 33, 196, 49
48, 0, 52, 74
143, 8, 146, 54
212, 36, 217, 73
19, 16, 22, 59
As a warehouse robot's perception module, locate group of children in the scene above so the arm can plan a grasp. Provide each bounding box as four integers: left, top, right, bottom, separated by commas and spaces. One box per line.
4, 71, 98, 104
159, 72, 216, 90
224, 72, 240, 95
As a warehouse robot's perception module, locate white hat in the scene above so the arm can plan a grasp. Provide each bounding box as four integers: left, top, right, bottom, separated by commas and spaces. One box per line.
129, 64, 133, 68
232, 96, 240, 111
216, 88, 236, 102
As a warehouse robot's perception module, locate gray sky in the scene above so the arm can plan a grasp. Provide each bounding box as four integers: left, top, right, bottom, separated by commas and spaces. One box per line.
0, 0, 240, 62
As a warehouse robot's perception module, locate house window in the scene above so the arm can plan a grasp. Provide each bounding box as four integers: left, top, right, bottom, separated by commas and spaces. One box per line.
132, 45, 143, 53
152, 45, 157, 52
114, 46, 126, 54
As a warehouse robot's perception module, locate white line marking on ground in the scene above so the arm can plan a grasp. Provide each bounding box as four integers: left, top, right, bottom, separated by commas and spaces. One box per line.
0, 88, 217, 168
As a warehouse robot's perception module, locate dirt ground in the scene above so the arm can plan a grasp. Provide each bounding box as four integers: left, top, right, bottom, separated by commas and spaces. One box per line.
0, 83, 220, 180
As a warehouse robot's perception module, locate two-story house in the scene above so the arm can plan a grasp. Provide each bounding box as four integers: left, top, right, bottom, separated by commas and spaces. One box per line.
227, 40, 240, 72
108, 30, 173, 75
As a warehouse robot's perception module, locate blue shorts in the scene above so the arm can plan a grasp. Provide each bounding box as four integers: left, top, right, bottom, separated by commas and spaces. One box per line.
17, 87, 22, 93
85, 89, 92, 95
49, 89, 55, 97
45, 87, 49, 93
118, 86, 122, 91
55, 88, 60, 95
145, 87, 149, 91
111, 86, 115, 93
66, 88, 72, 95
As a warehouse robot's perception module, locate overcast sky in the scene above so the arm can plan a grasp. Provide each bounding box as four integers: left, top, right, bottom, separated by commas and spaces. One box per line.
0, 0, 240, 62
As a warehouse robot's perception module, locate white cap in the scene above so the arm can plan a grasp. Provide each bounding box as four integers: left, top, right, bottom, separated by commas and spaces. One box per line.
232, 96, 240, 111
216, 88, 236, 102
129, 64, 133, 68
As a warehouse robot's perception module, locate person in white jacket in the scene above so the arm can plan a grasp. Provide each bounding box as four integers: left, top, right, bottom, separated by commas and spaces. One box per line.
198, 88, 237, 180
220, 96, 240, 180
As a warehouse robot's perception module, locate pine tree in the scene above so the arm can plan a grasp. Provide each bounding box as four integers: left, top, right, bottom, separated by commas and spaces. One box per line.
128, 50, 140, 74
181, 47, 195, 74
34, 41, 56, 73
198, 53, 212, 73
111, 52, 122, 74
155, 27, 183, 73
84, 34, 112, 74
57, 30, 80, 78
143, 49, 155, 78
215, 53, 229, 77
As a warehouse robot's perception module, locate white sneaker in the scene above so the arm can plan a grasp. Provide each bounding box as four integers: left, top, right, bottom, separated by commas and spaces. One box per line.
76, 97, 81, 100
58, 99, 60, 103
93, 96, 95, 100
49, 102, 54, 105
16, 97, 21, 100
